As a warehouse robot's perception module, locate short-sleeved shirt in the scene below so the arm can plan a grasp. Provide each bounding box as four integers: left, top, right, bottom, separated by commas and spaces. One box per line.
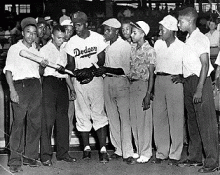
183, 28, 213, 78
154, 38, 185, 75
105, 36, 131, 75
3, 40, 40, 80
65, 31, 108, 69
40, 40, 68, 78
130, 41, 156, 81
205, 30, 220, 47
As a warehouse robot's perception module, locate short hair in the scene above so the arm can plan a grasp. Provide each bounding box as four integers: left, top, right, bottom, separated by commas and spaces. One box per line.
52, 25, 65, 34
209, 17, 217, 24
121, 18, 132, 25
179, 7, 198, 22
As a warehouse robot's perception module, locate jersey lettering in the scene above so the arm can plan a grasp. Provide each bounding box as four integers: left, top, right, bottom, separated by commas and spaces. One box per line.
74, 46, 97, 58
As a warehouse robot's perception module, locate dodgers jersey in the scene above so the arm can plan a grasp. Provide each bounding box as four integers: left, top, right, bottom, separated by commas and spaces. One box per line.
64, 31, 108, 69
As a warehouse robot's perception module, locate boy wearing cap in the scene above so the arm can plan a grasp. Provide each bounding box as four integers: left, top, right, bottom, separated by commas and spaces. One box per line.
61, 19, 76, 143
129, 21, 156, 163
151, 15, 185, 165
64, 11, 109, 163
35, 17, 47, 49
4, 17, 43, 173
177, 7, 219, 173
96, 18, 136, 165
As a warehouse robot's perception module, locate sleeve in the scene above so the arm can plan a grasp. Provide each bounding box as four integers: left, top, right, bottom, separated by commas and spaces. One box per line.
3, 46, 16, 74
120, 43, 131, 75
147, 47, 156, 65
64, 39, 75, 57
196, 36, 210, 56
96, 34, 108, 54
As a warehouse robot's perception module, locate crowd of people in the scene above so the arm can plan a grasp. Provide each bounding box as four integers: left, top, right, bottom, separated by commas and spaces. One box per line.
1, 4, 220, 174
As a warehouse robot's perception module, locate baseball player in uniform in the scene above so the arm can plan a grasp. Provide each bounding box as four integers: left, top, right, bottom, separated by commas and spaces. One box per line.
64, 11, 109, 163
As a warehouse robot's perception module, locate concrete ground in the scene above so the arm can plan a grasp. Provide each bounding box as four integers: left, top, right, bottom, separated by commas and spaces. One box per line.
0, 146, 219, 175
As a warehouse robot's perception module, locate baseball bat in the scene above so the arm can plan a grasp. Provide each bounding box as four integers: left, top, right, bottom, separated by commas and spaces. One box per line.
19, 49, 74, 76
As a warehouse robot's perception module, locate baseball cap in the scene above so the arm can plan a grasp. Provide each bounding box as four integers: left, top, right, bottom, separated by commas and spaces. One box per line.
61, 19, 73, 26
102, 18, 121, 28
72, 11, 88, 23
130, 21, 150, 36
21, 17, 37, 30
44, 16, 53, 23
159, 15, 178, 31
36, 17, 47, 25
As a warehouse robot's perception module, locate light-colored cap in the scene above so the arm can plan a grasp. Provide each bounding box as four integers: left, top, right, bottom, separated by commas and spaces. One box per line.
159, 15, 178, 31
44, 16, 53, 22
130, 21, 150, 36
61, 19, 73, 26
102, 18, 121, 28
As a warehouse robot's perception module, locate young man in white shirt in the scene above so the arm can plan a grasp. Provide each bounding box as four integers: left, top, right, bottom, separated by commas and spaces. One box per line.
177, 7, 219, 173
151, 15, 185, 166
4, 17, 43, 173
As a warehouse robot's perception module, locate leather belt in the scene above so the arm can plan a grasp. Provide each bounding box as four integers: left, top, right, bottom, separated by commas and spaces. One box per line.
44, 76, 66, 81
156, 72, 171, 76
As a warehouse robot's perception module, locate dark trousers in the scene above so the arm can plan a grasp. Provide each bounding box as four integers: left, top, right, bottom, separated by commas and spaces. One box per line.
8, 78, 42, 166
184, 75, 219, 168
40, 76, 69, 161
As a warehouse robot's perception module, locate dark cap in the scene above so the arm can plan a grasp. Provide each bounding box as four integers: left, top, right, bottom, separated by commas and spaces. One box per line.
36, 17, 47, 25
21, 17, 37, 30
72, 11, 88, 23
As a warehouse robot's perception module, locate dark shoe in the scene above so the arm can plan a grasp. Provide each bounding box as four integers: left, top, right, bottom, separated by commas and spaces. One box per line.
83, 150, 91, 160
42, 159, 52, 166
23, 157, 41, 167
57, 155, 76, 162
99, 152, 109, 164
178, 159, 203, 167
198, 166, 219, 173
9, 165, 23, 173
168, 159, 179, 166
110, 153, 122, 160
123, 156, 136, 165
151, 158, 167, 164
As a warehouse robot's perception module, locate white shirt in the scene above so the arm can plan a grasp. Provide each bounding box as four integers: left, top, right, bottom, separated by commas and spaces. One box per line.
40, 40, 68, 78
183, 28, 213, 78
3, 40, 40, 80
205, 30, 220, 47
215, 52, 220, 66
154, 38, 184, 75
105, 36, 131, 75
65, 31, 108, 69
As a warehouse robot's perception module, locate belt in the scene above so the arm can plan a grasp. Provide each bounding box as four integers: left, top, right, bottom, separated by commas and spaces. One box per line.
105, 73, 125, 78
14, 78, 38, 83
210, 46, 218, 48
44, 76, 66, 81
156, 72, 171, 76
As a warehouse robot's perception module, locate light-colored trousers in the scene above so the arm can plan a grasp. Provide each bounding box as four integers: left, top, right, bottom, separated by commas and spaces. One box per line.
104, 76, 134, 158
153, 75, 184, 160
130, 80, 153, 158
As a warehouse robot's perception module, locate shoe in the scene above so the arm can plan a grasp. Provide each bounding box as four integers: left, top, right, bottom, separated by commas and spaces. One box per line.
57, 155, 77, 162
168, 159, 179, 166
99, 152, 109, 164
23, 157, 41, 167
110, 153, 122, 160
9, 165, 23, 173
198, 166, 219, 173
83, 150, 91, 160
178, 159, 203, 167
136, 156, 150, 163
151, 158, 167, 164
42, 159, 52, 166
133, 153, 139, 159
123, 156, 136, 165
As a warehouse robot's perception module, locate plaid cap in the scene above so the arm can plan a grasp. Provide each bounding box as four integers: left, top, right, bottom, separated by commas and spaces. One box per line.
72, 11, 88, 23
